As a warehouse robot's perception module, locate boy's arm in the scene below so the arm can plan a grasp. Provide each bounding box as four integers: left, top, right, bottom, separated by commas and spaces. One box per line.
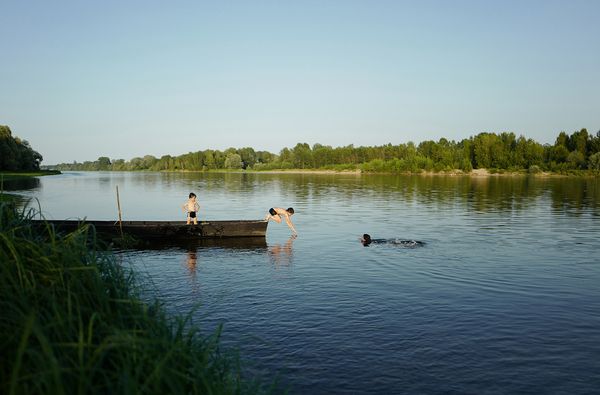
284, 215, 298, 235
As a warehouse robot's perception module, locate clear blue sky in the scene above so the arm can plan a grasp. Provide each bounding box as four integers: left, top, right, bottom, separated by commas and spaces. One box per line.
1, 0, 599, 164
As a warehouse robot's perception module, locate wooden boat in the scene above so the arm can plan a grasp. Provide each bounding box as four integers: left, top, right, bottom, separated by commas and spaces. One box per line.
34, 219, 268, 240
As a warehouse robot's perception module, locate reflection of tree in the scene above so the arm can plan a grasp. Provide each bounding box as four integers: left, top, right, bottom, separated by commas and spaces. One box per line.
268, 235, 296, 267
550, 177, 600, 215
2, 177, 41, 191
264, 173, 599, 216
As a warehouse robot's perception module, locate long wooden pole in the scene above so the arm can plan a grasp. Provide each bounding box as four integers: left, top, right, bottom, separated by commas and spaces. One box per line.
116, 185, 123, 238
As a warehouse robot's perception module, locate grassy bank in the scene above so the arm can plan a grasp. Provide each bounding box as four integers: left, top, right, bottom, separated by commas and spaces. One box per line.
0, 170, 61, 181
0, 203, 263, 394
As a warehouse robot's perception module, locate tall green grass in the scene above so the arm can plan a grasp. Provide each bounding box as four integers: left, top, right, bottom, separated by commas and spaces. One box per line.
0, 203, 262, 394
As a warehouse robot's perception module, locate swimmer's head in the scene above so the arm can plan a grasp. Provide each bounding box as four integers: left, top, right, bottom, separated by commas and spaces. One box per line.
361, 234, 372, 246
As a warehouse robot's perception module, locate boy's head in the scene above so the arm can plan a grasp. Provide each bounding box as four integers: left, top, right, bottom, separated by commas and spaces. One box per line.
286, 207, 294, 215
189, 192, 196, 199
361, 234, 372, 246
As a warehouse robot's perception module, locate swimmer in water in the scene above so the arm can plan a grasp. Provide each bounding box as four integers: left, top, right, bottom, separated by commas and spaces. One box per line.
360, 234, 424, 248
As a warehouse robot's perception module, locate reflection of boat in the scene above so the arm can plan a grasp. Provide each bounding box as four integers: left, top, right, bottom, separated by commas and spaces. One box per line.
34, 219, 268, 240
136, 237, 268, 250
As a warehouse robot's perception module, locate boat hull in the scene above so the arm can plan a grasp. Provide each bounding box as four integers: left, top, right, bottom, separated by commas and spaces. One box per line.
35, 219, 268, 239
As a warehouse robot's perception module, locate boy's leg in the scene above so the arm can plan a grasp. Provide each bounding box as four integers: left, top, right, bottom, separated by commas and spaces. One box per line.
186, 213, 191, 225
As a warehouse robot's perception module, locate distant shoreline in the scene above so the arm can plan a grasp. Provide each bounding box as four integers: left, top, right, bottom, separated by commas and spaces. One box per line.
47, 168, 599, 177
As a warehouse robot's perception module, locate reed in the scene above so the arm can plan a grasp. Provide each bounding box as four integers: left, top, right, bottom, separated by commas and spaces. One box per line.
0, 202, 263, 394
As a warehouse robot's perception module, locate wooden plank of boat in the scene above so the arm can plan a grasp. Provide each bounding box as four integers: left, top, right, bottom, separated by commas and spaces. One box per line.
33, 219, 268, 239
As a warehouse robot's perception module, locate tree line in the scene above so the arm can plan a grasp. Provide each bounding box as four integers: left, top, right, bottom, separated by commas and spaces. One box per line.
0, 125, 43, 171
53, 128, 600, 173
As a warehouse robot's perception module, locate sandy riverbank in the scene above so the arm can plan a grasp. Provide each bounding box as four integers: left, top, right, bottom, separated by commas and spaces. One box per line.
247, 168, 567, 177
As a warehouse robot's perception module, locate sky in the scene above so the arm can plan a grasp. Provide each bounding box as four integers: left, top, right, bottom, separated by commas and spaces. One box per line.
1, 0, 599, 165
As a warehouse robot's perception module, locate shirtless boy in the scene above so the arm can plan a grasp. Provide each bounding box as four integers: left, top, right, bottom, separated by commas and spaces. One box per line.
182, 192, 200, 225
265, 207, 297, 235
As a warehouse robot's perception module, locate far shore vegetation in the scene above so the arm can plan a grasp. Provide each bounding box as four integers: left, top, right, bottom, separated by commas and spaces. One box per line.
2, 123, 599, 176
0, 202, 267, 394
50, 128, 600, 175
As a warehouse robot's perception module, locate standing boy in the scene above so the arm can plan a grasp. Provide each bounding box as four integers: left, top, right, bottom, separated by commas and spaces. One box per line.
182, 192, 200, 225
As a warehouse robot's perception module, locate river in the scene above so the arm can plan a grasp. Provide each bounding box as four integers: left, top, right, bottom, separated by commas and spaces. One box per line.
8, 171, 600, 394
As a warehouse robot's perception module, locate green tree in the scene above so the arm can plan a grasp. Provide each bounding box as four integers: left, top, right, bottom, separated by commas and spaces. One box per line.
128, 157, 144, 170
312, 143, 333, 168
515, 136, 544, 168
97, 157, 111, 170
549, 145, 569, 164
238, 147, 256, 169
589, 131, 600, 155
588, 152, 600, 170
472, 133, 497, 168
112, 159, 126, 170
555, 131, 569, 148
568, 128, 588, 155
213, 150, 226, 169
567, 151, 586, 169
279, 148, 294, 167
224, 153, 242, 169
201, 151, 214, 169
0, 125, 43, 170
292, 143, 312, 168
141, 155, 158, 169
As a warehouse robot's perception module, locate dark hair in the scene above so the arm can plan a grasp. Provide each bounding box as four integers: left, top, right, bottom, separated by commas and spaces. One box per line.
189, 192, 196, 198
286, 207, 294, 214
361, 234, 372, 246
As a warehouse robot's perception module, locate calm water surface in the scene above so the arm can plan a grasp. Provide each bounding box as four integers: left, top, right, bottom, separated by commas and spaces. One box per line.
12, 172, 600, 394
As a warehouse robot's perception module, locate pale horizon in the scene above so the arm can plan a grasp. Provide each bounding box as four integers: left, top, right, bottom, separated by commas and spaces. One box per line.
1, 1, 599, 165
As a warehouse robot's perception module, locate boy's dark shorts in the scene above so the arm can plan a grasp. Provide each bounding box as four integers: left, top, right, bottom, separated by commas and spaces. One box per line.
189, 211, 196, 218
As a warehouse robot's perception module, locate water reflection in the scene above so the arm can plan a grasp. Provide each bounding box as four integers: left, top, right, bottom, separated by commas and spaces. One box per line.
2, 177, 41, 191
268, 235, 296, 267
549, 177, 600, 216
131, 237, 267, 251
186, 248, 198, 275
253, 173, 600, 216
23, 171, 600, 222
